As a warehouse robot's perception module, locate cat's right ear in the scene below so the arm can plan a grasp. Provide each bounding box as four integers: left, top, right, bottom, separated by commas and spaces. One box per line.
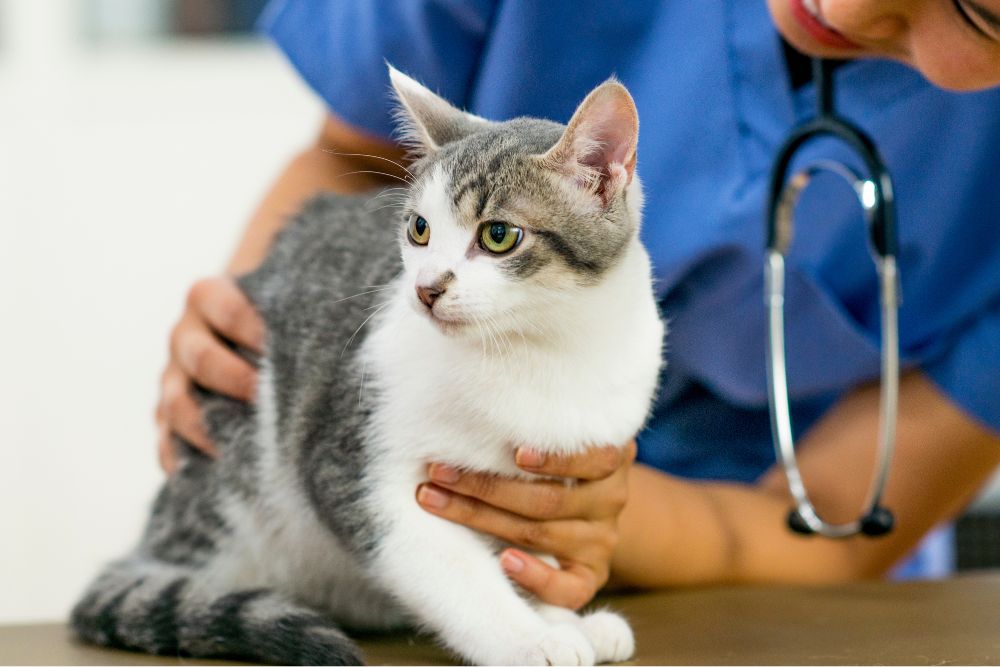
536, 80, 639, 206
388, 65, 488, 156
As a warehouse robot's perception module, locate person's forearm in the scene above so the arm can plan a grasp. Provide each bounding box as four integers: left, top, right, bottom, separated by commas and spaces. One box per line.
226, 116, 407, 275
612, 465, 862, 587
612, 372, 1000, 588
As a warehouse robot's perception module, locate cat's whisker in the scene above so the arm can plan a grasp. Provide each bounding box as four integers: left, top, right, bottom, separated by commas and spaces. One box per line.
472, 313, 493, 358
320, 149, 416, 181
363, 299, 393, 311
366, 203, 407, 215
501, 307, 544, 340
341, 302, 390, 357
328, 287, 396, 306
475, 312, 503, 360
333, 169, 415, 187
485, 313, 513, 359
490, 316, 514, 358
371, 187, 409, 199
506, 312, 530, 347
358, 359, 368, 407
367, 193, 409, 208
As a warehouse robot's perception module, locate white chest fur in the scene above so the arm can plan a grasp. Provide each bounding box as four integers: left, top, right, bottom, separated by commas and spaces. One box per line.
363, 240, 664, 479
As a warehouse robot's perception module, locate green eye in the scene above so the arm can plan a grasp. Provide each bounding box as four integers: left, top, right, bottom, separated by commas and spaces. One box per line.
479, 222, 523, 254
408, 215, 430, 245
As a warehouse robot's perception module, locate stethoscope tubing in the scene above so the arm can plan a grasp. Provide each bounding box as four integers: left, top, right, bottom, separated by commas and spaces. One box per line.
764, 58, 900, 539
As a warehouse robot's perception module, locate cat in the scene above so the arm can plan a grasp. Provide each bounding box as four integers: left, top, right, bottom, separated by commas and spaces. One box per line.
71, 66, 665, 666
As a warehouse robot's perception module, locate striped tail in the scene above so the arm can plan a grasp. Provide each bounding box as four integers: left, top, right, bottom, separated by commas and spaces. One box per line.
71, 558, 363, 665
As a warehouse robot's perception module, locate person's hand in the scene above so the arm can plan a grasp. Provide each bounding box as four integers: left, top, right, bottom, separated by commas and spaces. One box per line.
416, 441, 637, 610
156, 276, 265, 473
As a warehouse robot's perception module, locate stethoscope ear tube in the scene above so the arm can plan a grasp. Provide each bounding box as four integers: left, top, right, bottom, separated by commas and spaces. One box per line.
764, 59, 900, 539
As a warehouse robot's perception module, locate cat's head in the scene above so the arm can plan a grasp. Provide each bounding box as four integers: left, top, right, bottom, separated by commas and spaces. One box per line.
389, 66, 643, 339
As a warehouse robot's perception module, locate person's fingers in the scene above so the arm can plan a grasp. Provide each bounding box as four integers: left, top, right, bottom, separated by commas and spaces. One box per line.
514, 440, 637, 481
416, 482, 600, 554
171, 325, 258, 401
187, 277, 265, 353
427, 464, 624, 520
159, 365, 216, 456
499, 548, 603, 610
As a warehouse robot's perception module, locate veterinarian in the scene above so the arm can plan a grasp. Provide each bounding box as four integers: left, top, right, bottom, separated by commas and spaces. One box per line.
156, 0, 1000, 610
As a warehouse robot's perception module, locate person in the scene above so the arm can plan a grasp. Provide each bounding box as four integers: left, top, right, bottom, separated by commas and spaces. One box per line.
156, 0, 1000, 610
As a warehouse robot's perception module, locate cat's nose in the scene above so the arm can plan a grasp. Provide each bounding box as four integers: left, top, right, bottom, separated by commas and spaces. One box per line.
416, 284, 444, 308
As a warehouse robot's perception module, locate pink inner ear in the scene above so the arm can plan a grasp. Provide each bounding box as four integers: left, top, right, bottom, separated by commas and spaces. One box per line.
572, 86, 638, 185
572, 92, 638, 202
580, 103, 636, 170
540, 82, 639, 203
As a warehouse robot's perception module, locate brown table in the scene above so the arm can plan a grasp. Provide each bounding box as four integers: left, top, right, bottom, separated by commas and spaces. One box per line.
3, 573, 1000, 665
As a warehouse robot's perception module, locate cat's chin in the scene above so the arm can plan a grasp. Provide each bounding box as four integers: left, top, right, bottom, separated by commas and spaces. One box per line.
425, 311, 469, 336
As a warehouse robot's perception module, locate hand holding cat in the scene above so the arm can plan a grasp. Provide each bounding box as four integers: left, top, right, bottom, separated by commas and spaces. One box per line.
156, 276, 264, 473
417, 440, 637, 610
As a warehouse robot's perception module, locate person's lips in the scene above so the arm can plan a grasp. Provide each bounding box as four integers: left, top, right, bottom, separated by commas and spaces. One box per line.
790, 0, 862, 49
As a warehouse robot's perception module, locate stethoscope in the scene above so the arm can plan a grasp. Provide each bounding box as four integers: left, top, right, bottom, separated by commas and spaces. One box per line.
764, 58, 898, 539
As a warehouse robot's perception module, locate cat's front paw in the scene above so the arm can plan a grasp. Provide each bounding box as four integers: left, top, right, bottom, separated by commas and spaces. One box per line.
581, 610, 635, 664
502, 623, 596, 666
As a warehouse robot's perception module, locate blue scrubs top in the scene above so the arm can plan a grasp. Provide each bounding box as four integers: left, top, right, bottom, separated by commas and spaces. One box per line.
260, 0, 1000, 577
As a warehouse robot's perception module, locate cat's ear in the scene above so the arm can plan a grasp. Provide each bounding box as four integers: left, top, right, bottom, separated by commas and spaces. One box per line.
537, 79, 638, 205
388, 65, 488, 156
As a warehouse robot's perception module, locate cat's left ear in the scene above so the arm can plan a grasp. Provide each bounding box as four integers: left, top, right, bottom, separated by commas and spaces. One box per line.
388, 65, 489, 156
537, 79, 639, 206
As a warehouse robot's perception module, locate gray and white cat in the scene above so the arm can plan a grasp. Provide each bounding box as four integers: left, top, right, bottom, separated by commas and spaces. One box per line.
72, 67, 664, 666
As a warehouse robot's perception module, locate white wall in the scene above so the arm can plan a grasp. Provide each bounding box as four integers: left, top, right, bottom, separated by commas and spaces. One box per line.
0, 0, 321, 623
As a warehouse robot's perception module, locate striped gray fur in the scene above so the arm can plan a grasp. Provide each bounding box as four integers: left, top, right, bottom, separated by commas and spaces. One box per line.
428, 117, 636, 282
73, 195, 402, 664
72, 72, 646, 665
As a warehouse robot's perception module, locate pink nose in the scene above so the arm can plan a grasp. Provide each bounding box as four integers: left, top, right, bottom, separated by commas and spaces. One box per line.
416, 284, 444, 308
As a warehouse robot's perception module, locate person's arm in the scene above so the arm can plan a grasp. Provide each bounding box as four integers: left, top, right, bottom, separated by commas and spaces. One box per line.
156, 114, 407, 472
421, 370, 1000, 605
613, 370, 1000, 586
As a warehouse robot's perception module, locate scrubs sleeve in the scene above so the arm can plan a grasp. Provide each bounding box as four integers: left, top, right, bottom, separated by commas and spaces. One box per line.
922, 298, 1000, 435
258, 0, 498, 140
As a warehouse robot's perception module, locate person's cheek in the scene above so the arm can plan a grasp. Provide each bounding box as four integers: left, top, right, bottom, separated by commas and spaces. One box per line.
906, 14, 1000, 90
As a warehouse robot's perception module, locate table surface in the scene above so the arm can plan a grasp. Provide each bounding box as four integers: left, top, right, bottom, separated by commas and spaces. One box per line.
3, 572, 1000, 665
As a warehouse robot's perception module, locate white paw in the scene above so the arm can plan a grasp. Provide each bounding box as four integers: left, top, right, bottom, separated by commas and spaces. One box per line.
581, 610, 635, 664
506, 623, 596, 666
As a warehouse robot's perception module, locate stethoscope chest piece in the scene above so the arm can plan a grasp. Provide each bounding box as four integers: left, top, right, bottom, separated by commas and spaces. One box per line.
765, 59, 900, 539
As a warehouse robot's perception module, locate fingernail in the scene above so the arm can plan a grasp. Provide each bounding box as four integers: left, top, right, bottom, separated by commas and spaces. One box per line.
516, 448, 546, 468
429, 464, 460, 485
501, 551, 526, 574
417, 484, 450, 510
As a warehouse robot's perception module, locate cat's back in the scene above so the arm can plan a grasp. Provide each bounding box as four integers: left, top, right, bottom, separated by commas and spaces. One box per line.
226, 190, 405, 556
240, 191, 404, 326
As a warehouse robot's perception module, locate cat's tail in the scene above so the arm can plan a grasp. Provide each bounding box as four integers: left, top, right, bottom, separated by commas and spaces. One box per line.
70, 557, 363, 665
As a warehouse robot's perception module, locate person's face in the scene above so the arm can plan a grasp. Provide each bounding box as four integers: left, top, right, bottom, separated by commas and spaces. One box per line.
768, 0, 1000, 90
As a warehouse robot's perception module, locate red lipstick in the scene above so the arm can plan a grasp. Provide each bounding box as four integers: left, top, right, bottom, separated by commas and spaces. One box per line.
790, 0, 861, 50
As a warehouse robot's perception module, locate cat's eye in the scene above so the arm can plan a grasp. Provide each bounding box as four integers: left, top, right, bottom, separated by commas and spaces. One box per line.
478, 222, 523, 255
408, 215, 430, 246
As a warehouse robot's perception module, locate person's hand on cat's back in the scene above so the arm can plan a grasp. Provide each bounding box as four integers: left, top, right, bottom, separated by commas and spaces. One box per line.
417, 441, 637, 610
156, 275, 264, 473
